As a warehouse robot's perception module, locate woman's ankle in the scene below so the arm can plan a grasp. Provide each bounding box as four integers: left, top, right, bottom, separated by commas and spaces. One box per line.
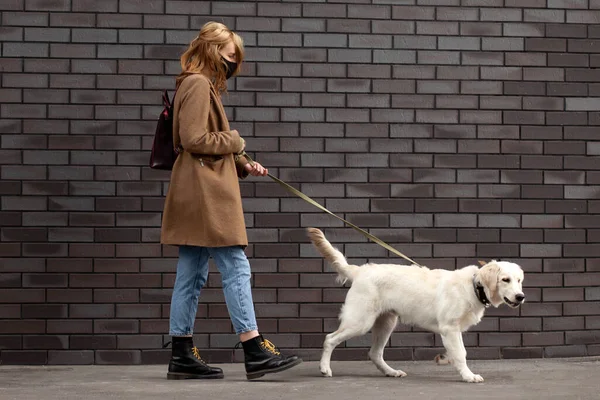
239, 330, 260, 343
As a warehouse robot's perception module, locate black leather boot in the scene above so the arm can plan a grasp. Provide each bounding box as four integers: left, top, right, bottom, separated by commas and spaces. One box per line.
240, 335, 302, 380
166, 337, 224, 380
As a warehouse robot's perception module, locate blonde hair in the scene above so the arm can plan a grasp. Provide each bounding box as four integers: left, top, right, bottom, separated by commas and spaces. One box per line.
176, 21, 244, 93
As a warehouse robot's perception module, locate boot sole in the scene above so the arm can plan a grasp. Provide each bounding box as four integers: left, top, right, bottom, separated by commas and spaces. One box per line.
246, 358, 303, 380
167, 372, 224, 380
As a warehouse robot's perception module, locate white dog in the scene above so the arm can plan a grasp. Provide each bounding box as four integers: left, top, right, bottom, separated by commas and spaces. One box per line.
307, 228, 525, 383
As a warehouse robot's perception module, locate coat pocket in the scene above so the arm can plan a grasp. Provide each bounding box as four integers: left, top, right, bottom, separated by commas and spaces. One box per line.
193, 154, 223, 167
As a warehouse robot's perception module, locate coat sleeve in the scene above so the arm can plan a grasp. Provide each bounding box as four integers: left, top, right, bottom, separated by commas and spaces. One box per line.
177, 77, 244, 155
234, 152, 251, 180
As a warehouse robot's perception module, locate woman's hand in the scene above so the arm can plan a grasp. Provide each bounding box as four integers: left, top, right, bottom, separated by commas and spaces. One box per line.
244, 161, 268, 177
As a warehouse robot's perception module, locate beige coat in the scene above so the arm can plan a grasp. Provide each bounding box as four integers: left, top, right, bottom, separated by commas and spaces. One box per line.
161, 74, 250, 248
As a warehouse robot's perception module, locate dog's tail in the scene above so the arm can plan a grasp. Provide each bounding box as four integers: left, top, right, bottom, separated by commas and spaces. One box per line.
307, 228, 359, 284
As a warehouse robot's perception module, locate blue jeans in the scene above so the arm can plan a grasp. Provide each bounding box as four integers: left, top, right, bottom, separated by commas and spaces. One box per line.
169, 245, 258, 336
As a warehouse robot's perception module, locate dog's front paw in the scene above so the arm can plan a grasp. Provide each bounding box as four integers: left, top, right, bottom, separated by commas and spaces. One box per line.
386, 369, 407, 378
320, 365, 332, 377
463, 374, 484, 383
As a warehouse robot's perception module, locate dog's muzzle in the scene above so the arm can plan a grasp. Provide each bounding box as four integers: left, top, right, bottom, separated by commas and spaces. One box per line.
504, 293, 525, 308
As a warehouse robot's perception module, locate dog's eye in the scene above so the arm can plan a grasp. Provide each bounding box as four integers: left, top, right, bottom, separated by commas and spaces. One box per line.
502, 278, 511, 283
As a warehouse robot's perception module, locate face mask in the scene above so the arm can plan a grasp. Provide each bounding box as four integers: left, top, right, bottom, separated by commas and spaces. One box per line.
222, 57, 238, 80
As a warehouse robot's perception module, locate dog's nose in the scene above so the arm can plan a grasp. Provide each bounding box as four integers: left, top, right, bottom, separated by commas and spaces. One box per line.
515, 294, 525, 302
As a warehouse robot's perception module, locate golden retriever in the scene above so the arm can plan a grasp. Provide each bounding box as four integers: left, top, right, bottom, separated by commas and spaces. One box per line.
307, 228, 525, 383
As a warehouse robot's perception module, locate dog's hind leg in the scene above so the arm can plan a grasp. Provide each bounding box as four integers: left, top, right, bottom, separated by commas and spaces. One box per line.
369, 312, 406, 377
434, 353, 451, 365
320, 303, 377, 377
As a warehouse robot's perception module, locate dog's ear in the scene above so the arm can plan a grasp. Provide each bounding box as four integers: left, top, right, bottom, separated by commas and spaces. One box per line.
478, 260, 486, 266
477, 262, 501, 296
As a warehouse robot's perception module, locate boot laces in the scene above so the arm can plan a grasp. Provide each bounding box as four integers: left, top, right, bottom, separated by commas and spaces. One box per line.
261, 339, 280, 356
192, 346, 206, 363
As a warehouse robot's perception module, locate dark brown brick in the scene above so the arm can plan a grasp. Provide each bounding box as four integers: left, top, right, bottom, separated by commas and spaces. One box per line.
278, 289, 322, 303
46, 320, 92, 334
22, 273, 67, 287
0, 335, 21, 351
94, 228, 140, 243
458, 229, 500, 243
95, 198, 141, 212
0, 243, 20, 257
543, 317, 584, 331
279, 319, 322, 333
277, 259, 322, 274
415, 199, 457, 213
502, 347, 544, 359
94, 289, 139, 303
544, 288, 584, 302
67, 244, 114, 258
70, 274, 115, 288
69, 304, 114, 319
23, 335, 68, 350
1, 228, 46, 242
476, 243, 520, 258
545, 345, 587, 358
116, 304, 161, 319
254, 273, 298, 288
254, 244, 299, 258
544, 259, 585, 273
1, 350, 47, 365
48, 350, 95, 365
46, 259, 92, 273
0, 320, 45, 334
139, 289, 171, 303
117, 334, 163, 349
95, 350, 141, 365
47, 289, 92, 303
22, 304, 67, 319
94, 320, 139, 334
0, 305, 21, 319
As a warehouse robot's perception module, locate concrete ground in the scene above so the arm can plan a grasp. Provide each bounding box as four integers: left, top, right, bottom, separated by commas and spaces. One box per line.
1, 358, 599, 400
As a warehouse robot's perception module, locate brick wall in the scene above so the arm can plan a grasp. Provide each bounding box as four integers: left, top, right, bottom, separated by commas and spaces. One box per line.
1, 0, 599, 365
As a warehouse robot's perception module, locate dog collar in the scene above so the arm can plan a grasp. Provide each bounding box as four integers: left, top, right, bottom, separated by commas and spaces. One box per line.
473, 275, 491, 308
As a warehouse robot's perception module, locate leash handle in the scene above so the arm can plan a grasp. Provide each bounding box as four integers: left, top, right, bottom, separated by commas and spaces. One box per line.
241, 152, 421, 267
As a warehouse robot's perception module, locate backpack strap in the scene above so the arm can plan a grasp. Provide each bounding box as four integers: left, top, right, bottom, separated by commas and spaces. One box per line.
162, 90, 171, 108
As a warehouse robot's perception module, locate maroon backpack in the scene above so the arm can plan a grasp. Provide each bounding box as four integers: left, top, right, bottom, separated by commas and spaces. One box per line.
149, 90, 179, 170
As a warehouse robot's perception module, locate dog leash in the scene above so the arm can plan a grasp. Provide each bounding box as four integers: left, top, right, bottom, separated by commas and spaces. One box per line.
242, 152, 422, 267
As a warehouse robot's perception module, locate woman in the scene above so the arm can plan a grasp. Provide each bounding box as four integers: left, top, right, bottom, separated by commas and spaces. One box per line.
161, 21, 302, 380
